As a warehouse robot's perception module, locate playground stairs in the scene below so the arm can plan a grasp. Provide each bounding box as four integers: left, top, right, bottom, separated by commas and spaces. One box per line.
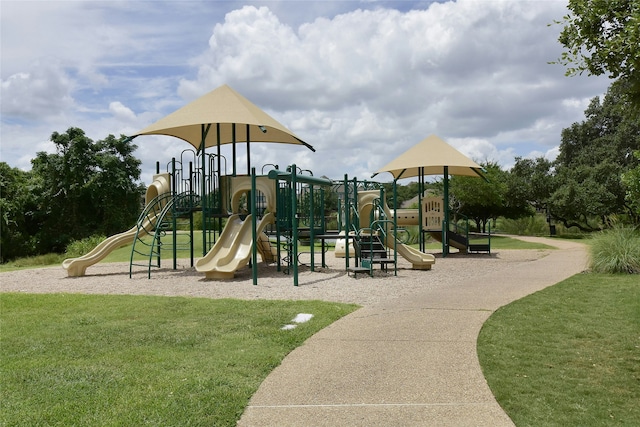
349, 234, 396, 277
130, 191, 201, 278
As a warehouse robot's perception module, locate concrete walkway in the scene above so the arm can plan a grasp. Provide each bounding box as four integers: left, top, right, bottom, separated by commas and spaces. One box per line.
238, 237, 588, 426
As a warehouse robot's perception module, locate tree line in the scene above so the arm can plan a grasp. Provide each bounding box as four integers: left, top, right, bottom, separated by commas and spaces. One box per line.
1, 128, 144, 262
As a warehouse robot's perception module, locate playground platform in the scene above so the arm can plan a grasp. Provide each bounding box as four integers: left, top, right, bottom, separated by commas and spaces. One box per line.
237, 237, 588, 426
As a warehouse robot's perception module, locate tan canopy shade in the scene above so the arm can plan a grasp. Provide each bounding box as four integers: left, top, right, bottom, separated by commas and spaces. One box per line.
373, 134, 483, 179
132, 84, 314, 152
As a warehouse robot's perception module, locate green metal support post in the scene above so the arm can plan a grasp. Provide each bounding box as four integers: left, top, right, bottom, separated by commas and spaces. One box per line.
200, 123, 210, 257
343, 174, 350, 269
443, 165, 449, 257
390, 184, 398, 276
310, 184, 315, 271
172, 157, 177, 270
418, 167, 425, 253
232, 124, 236, 176
291, 165, 299, 286
251, 168, 258, 286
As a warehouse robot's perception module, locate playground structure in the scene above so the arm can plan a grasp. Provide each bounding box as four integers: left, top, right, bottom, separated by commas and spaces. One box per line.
62, 151, 490, 282
62, 148, 337, 284
62, 153, 448, 282
374, 134, 491, 257
357, 190, 435, 270
62, 85, 491, 284
334, 186, 491, 269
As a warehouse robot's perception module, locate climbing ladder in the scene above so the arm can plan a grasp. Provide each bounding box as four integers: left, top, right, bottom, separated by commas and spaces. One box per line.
129, 191, 200, 278
348, 190, 398, 277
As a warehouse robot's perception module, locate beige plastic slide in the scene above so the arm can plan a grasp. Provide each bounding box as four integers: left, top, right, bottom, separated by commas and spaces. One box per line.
62, 174, 171, 277
195, 212, 276, 279
358, 190, 436, 270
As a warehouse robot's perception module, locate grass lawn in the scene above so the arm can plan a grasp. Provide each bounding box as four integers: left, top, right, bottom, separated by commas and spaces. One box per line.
0, 293, 358, 426
478, 273, 640, 426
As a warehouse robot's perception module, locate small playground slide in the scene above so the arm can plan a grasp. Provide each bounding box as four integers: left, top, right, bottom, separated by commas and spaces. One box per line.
195, 212, 275, 279
428, 230, 468, 252
384, 234, 435, 270
358, 190, 436, 270
62, 173, 170, 277
62, 221, 153, 277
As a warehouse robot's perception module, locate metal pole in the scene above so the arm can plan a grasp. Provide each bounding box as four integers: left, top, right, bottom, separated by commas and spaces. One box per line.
171, 157, 177, 269
391, 182, 398, 276
215, 123, 221, 248
343, 174, 350, 270
232, 124, 237, 176
202, 135, 207, 257
251, 167, 258, 286
418, 167, 424, 252
246, 124, 251, 175
189, 161, 194, 267
443, 165, 449, 257
310, 184, 315, 271
292, 165, 299, 286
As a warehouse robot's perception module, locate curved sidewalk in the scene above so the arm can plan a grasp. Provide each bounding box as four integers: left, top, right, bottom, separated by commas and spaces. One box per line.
238, 237, 588, 426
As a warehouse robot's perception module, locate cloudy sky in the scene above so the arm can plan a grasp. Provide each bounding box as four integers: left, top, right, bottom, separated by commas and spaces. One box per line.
1, 0, 611, 184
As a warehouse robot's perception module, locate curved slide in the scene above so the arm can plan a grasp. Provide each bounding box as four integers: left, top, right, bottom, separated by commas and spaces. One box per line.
62, 174, 171, 277
62, 222, 151, 277
195, 212, 276, 279
358, 190, 435, 270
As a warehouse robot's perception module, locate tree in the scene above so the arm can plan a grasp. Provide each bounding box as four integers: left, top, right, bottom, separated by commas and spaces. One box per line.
509, 157, 555, 213
552, 82, 640, 229
0, 163, 39, 262
554, 0, 640, 106
550, 160, 628, 230
449, 162, 531, 233
622, 150, 640, 219
29, 128, 144, 253
512, 83, 640, 231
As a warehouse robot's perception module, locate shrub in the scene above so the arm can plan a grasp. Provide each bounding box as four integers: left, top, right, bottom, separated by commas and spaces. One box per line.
497, 215, 549, 235
590, 225, 640, 274
65, 234, 107, 258
496, 214, 584, 237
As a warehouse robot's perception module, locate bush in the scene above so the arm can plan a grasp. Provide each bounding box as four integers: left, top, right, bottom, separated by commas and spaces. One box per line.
65, 234, 107, 258
590, 225, 640, 274
497, 215, 550, 235
496, 214, 584, 237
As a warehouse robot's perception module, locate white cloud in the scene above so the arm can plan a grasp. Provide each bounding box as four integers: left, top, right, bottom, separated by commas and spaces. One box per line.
109, 101, 137, 123
175, 2, 610, 178
1, 0, 611, 187
1, 62, 75, 119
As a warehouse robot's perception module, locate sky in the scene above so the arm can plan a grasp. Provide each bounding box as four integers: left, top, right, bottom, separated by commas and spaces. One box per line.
1, 0, 612, 185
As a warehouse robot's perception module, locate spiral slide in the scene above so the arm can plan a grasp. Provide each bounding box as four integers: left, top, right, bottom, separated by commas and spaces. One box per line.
358, 190, 436, 270
195, 212, 276, 279
62, 174, 171, 277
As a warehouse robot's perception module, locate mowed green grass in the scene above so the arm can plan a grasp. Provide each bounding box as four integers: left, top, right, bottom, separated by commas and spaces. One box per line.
478, 273, 640, 426
1, 293, 358, 426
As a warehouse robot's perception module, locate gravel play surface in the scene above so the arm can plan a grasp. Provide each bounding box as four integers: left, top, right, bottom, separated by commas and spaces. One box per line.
1, 249, 549, 307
